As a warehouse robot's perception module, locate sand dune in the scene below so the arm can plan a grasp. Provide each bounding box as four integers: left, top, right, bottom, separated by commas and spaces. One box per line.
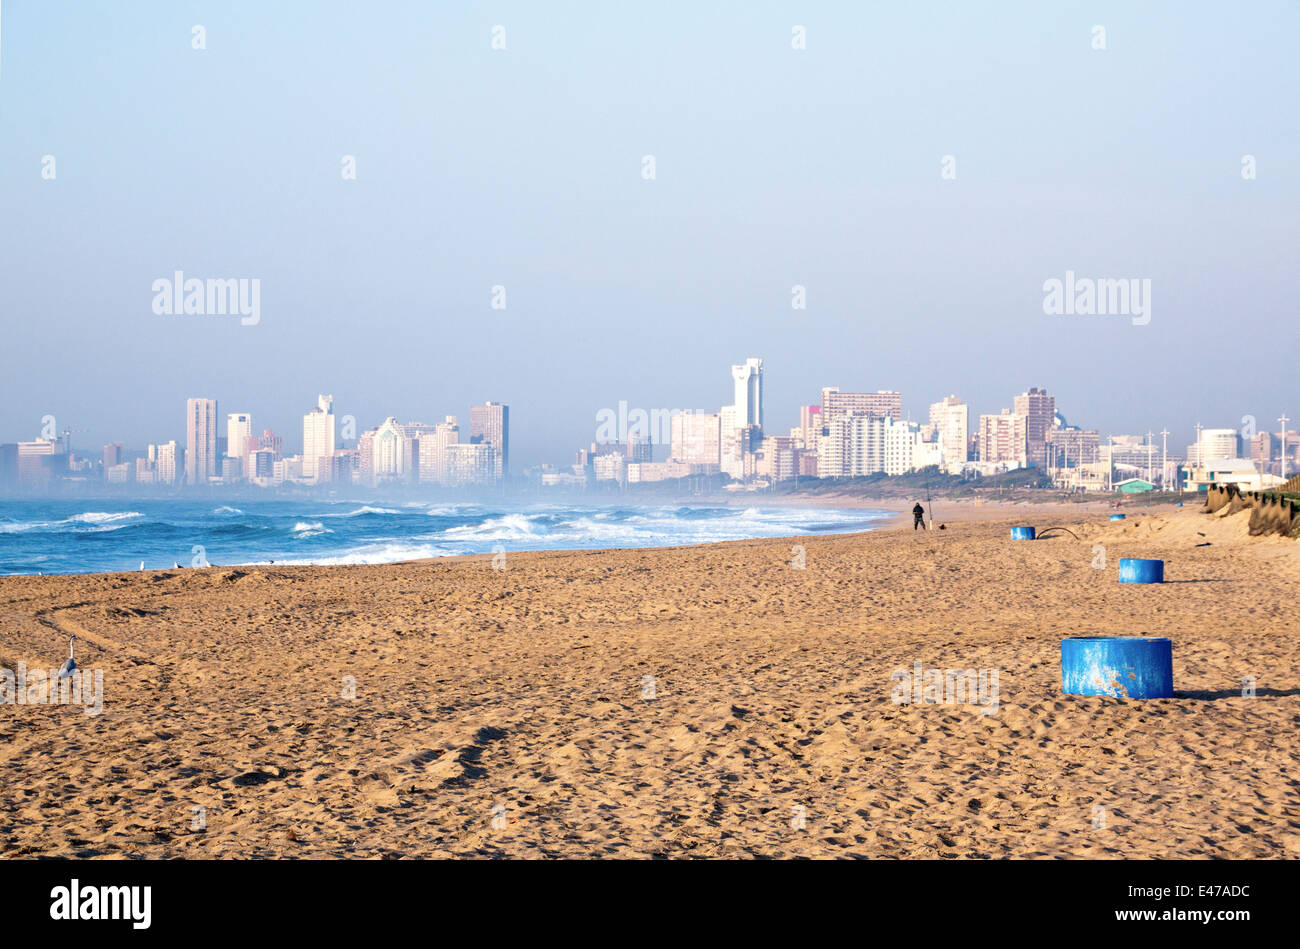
1, 505, 1296, 858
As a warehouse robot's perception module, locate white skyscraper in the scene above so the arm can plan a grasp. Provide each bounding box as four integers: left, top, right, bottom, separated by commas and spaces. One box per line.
928, 396, 969, 472
186, 397, 218, 485
227, 413, 252, 465
731, 358, 764, 431
302, 394, 335, 483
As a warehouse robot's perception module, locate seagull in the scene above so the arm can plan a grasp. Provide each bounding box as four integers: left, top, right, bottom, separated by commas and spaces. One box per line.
58, 635, 76, 680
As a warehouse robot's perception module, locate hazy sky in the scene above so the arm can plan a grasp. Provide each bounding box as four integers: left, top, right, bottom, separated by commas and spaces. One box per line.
2, 1, 1296, 467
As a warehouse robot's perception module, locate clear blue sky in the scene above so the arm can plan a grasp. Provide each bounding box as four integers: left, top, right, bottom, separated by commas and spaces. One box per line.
1, 1, 1296, 466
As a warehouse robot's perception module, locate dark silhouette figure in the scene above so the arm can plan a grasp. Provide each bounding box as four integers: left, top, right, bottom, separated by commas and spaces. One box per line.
913, 502, 927, 530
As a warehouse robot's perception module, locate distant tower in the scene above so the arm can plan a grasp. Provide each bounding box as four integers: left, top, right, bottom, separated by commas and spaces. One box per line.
185, 398, 218, 484
731, 358, 764, 432
469, 402, 509, 480
1013, 387, 1055, 467
302, 395, 335, 483
227, 413, 252, 463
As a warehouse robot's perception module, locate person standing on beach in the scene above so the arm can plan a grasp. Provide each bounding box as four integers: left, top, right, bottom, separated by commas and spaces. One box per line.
913, 502, 927, 530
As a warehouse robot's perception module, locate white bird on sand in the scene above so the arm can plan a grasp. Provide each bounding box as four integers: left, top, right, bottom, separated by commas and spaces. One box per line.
58, 635, 76, 680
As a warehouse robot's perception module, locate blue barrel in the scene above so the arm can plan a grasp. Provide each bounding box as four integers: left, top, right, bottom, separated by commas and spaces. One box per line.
1061, 636, 1173, 699
1010, 526, 1036, 540
1119, 558, 1164, 583
1110, 513, 1126, 521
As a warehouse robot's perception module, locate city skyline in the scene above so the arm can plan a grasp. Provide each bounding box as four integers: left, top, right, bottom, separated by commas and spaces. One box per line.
2, 356, 1294, 494
2, 3, 1296, 471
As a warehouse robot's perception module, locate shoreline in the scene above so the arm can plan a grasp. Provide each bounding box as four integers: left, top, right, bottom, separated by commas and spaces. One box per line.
2, 505, 1295, 858
0, 494, 1195, 579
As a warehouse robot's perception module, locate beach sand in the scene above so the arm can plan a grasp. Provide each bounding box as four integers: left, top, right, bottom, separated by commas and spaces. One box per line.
1, 504, 1296, 859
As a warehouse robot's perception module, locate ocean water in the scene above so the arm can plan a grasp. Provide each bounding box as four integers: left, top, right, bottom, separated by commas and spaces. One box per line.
0, 499, 891, 576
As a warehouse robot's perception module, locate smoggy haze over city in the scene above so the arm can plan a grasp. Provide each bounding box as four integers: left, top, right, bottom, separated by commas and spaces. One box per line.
1, 1, 1296, 468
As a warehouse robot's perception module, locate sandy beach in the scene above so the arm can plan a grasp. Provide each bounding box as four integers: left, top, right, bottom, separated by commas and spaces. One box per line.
1, 503, 1296, 859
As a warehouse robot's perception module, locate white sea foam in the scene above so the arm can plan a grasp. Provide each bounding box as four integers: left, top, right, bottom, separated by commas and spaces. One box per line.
69, 511, 143, 525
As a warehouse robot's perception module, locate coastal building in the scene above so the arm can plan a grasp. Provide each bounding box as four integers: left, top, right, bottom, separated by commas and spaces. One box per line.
1046, 424, 1100, 468
799, 404, 822, 450
731, 358, 764, 431
247, 448, 276, 484
103, 443, 124, 471
978, 410, 1028, 468
1186, 428, 1240, 467
418, 416, 460, 484
625, 431, 653, 464
928, 396, 968, 472
302, 395, 335, 483
444, 443, 497, 487
226, 413, 252, 471
17, 439, 58, 488
627, 460, 692, 483
820, 387, 902, 428
358, 417, 410, 485
670, 411, 721, 467
469, 402, 509, 480
273, 455, 303, 484
153, 441, 179, 485
819, 415, 886, 478
593, 451, 627, 484
1013, 387, 1055, 466
185, 397, 218, 484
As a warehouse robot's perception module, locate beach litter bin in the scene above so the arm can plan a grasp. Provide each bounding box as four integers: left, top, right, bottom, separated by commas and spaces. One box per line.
1061, 636, 1173, 699
1010, 526, 1036, 540
1119, 558, 1164, 584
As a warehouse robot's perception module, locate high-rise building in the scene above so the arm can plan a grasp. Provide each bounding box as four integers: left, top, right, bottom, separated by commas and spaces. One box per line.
1186, 428, 1240, 467
731, 358, 764, 431
358, 417, 414, 485
227, 413, 252, 466
670, 411, 721, 467
469, 402, 509, 480
625, 431, 653, 464
185, 398, 218, 484
979, 410, 1028, 466
302, 395, 335, 483
418, 417, 460, 484
928, 396, 969, 472
818, 415, 886, 478
154, 441, 179, 485
103, 443, 124, 471
247, 448, 276, 483
1046, 426, 1100, 467
799, 404, 822, 449
719, 404, 742, 478
820, 388, 902, 428
17, 439, 57, 487
1013, 387, 1056, 466
444, 443, 497, 486
253, 429, 282, 461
